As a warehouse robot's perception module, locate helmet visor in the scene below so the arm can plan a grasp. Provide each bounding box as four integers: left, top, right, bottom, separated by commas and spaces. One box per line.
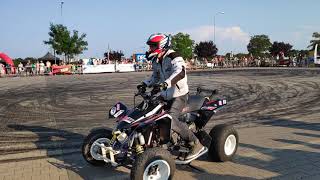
148, 44, 158, 52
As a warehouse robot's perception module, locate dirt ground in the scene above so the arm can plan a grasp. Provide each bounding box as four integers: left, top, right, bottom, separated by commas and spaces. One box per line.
0, 68, 319, 179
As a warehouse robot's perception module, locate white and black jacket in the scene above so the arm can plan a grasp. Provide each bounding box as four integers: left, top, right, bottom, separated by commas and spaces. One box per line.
143, 49, 189, 100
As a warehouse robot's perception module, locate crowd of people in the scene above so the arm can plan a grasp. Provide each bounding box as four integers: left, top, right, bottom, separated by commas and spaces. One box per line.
0, 56, 315, 78
0, 60, 55, 77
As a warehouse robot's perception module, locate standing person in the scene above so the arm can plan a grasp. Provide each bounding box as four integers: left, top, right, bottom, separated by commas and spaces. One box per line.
137, 33, 206, 160
18, 62, 24, 76
46, 61, 51, 74
31, 62, 36, 76
25, 61, 32, 76
36, 61, 40, 75
39, 61, 45, 75
0, 63, 3, 77
5, 64, 11, 75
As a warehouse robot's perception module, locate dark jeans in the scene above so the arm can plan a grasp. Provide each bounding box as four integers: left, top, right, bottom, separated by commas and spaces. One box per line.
167, 94, 197, 143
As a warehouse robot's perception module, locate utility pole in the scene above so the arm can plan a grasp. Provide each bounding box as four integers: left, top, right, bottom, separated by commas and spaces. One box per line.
107, 44, 110, 62
60, 1, 64, 24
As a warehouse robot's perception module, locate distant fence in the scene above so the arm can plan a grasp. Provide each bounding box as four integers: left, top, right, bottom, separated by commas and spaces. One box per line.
0, 64, 137, 77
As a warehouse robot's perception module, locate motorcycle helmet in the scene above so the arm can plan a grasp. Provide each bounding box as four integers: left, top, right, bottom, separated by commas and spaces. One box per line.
146, 33, 171, 61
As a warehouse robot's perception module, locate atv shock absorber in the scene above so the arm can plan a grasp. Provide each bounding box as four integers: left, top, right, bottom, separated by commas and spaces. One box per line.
135, 144, 144, 155
110, 130, 121, 145
135, 133, 145, 154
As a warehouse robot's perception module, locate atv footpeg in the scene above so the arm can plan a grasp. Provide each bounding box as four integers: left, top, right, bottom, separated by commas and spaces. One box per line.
175, 147, 208, 165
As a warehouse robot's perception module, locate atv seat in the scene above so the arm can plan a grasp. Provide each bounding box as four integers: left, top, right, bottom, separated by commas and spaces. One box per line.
182, 95, 205, 113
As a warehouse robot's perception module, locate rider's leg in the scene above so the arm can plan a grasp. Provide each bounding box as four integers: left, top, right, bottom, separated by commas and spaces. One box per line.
168, 95, 204, 159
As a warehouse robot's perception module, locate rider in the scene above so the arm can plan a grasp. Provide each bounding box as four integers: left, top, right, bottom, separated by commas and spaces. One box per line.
137, 33, 205, 160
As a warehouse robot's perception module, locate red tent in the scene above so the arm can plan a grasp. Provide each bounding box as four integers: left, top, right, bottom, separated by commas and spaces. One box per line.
0, 52, 14, 66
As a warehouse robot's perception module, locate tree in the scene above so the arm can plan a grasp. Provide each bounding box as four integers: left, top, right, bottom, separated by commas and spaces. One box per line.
66, 30, 88, 61
247, 35, 272, 58
24, 57, 38, 63
171, 32, 194, 60
13, 58, 23, 67
235, 53, 248, 59
194, 41, 218, 62
104, 50, 124, 61
298, 50, 309, 58
308, 32, 320, 50
225, 53, 232, 59
270, 41, 293, 57
288, 49, 299, 58
44, 23, 88, 63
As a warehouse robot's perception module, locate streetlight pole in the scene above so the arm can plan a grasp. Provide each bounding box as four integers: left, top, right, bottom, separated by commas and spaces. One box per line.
60, 1, 64, 24
213, 12, 224, 44
54, 1, 64, 65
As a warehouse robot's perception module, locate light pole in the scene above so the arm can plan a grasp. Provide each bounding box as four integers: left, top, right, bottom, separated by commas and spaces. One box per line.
213, 11, 224, 44
60, 1, 64, 23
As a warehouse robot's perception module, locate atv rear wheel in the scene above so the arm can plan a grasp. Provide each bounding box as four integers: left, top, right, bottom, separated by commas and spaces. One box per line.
208, 124, 239, 162
131, 147, 176, 180
82, 128, 113, 166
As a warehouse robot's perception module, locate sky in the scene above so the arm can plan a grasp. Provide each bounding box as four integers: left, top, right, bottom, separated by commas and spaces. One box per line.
1, 0, 319, 59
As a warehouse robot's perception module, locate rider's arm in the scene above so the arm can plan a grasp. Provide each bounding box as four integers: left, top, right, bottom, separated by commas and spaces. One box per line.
143, 63, 159, 87
164, 55, 186, 88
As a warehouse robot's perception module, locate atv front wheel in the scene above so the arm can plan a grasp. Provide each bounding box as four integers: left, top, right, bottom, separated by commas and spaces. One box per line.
208, 124, 239, 162
131, 147, 176, 180
82, 128, 113, 166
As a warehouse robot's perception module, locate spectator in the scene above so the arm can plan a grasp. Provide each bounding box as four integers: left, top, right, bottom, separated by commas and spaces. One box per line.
46, 61, 51, 73
31, 62, 36, 76
0, 63, 3, 77
18, 62, 24, 75
39, 61, 45, 75
5, 64, 11, 75
36, 61, 40, 75
25, 61, 32, 76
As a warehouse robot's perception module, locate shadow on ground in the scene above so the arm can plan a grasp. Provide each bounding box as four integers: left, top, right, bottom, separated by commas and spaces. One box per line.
7, 124, 259, 180
8, 124, 129, 180
236, 118, 320, 179
192, 118, 320, 179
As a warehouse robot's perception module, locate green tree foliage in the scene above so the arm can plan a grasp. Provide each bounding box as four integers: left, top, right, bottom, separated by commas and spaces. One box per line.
235, 53, 248, 59
104, 50, 124, 61
44, 23, 88, 63
225, 53, 231, 59
171, 33, 194, 60
25, 57, 38, 63
247, 35, 272, 58
289, 49, 309, 59
270, 41, 293, 57
67, 30, 88, 59
13, 58, 23, 66
308, 32, 320, 50
298, 50, 309, 58
194, 41, 218, 61
288, 49, 299, 58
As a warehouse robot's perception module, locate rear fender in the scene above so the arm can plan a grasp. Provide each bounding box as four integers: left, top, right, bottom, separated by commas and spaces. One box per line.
196, 99, 227, 129
201, 99, 227, 111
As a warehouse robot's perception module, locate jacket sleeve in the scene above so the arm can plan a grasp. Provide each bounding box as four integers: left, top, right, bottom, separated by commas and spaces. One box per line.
143, 63, 159, 87
164, 56, 186, 88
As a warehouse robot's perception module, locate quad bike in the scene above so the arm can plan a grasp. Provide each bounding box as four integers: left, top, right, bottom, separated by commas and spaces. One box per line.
82, 86, 239, 180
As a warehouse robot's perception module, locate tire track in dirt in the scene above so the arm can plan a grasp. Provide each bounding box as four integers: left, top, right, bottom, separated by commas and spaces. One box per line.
0, 69, 320, 162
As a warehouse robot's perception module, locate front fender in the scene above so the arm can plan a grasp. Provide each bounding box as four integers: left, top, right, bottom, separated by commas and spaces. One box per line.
89, 127, 113, 134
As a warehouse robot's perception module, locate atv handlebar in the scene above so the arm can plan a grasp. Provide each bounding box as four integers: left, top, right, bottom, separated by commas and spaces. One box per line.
134, 89, 165, 109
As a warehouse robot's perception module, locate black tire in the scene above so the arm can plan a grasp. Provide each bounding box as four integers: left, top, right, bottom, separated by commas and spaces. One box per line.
82, 128, 113, 166
208, 124, 239, 162
130, 147, 176, 180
